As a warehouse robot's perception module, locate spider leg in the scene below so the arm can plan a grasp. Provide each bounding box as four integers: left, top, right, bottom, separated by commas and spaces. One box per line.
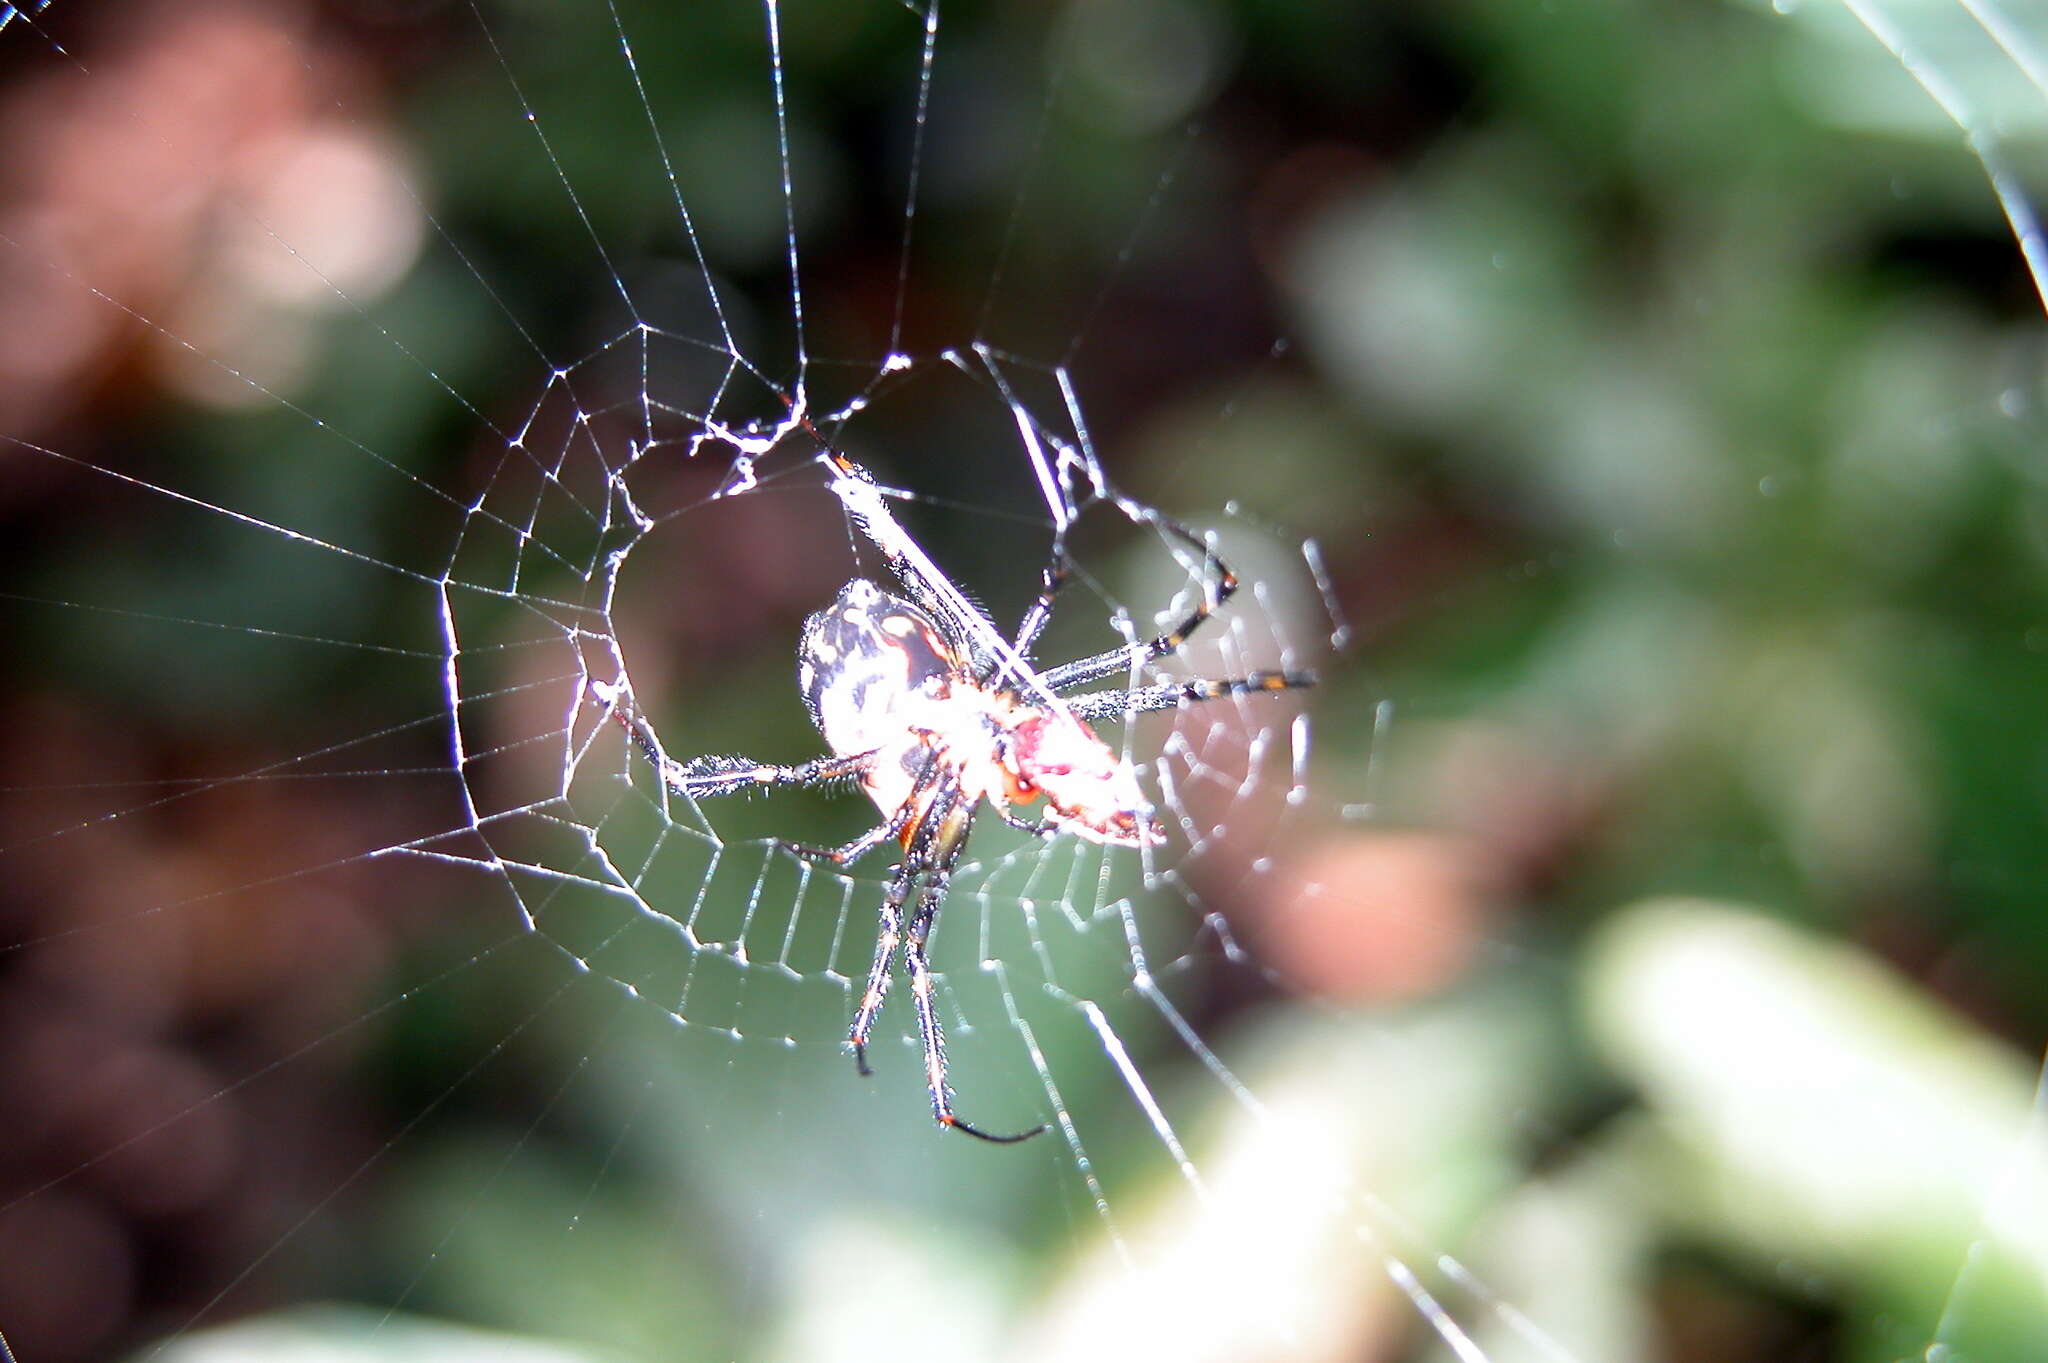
779, 772, 930, 864
822, 451, 1007, 674
1037, 519, 1238, 692
902, 845, 1046, 1144
663, 750, 876, 799
850, 771, 1045, 1142
997, 809, 1056, 837
1000, 548, 1070, 681
773, 815, 902, 867
1057, 669, 1318, 722
848, 856, 919, 1078
846, 748, 950, 1073
593, 683, 876, 799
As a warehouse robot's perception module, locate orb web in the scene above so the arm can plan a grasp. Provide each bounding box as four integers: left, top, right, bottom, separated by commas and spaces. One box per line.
0, 1, 2044, 1361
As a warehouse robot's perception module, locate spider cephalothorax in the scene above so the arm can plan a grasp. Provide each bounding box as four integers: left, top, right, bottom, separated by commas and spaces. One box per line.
597, 452, 1314, 1142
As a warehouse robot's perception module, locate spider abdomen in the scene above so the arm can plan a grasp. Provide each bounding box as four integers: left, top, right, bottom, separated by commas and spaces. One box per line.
799, 579, 972, 820
799, 581, 956, 745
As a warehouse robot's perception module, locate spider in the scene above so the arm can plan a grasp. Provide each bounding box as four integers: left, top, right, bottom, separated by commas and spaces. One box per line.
595, 451, 1315, 1142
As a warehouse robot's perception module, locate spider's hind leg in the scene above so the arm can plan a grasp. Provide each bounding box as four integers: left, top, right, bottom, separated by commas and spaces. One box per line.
590, 678, 880, 801
660, 750, 877, 801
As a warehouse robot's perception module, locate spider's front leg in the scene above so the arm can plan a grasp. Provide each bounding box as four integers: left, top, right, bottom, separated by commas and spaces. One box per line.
901, 871, 1045, 1144
899, 789, 1046, 1143
773, 818, 897, 867
848, 859, 918, 1077
994, 547, 1070, 687
997, 808, 1056, 837
774, 789, 924, 866
1058, 669, 1318, 722
847, 751, 945, 1073
1037, 519, 1237, 692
